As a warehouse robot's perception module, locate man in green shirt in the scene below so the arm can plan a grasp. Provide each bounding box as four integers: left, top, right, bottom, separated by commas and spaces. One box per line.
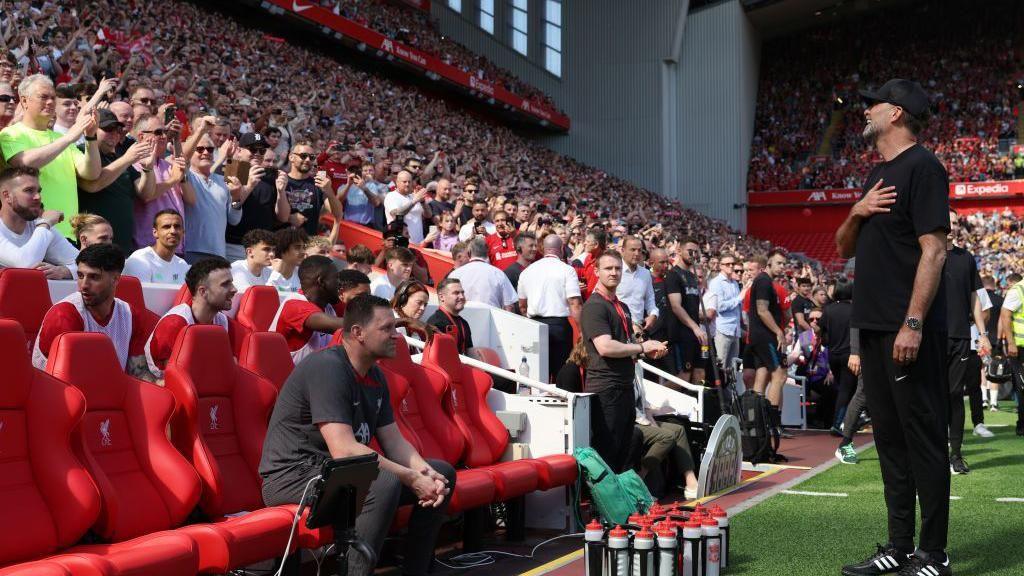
0, 74, 101, 239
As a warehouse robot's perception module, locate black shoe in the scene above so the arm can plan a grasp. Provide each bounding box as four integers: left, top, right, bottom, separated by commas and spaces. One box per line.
1016, 421, 1024, 436
897, 550, 952, 576
841, 544, 910, 575
950, 455, 969, 475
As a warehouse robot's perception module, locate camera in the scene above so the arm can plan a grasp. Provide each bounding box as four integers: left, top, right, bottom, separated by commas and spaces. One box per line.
394, 236, 410, 248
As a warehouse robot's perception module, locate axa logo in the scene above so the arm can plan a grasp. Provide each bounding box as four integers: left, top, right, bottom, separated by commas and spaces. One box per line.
209, 405, 220, 431
381, 39, 394, 53
100, 419, 112, 447
354, 422, 371, 444
807, 191, 828, 202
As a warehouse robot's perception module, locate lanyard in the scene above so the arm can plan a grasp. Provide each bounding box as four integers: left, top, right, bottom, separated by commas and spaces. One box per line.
439, 307, 464, 352
594, 289, 632, 341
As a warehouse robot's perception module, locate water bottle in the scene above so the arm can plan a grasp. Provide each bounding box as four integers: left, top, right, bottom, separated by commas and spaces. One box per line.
700, 519, 721, 576
632, 528, 655, 576
584, 519, 606, 576
656, 526, 678, 576
517, 356, 531, 395
681, 520, 702, 576
608, 525, 630, 576
710, 507, 730, 569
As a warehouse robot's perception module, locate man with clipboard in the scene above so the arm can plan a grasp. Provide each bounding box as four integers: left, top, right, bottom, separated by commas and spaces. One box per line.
260, 294, 455, 576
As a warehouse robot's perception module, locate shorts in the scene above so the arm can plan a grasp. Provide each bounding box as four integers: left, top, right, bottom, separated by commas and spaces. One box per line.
672, 334, 702, 372
947, 338, 980, 395
746, 341, 780, 371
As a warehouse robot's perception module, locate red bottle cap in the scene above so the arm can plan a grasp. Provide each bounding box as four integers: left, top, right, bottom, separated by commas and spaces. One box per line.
702, 519, 719, 527
586, 519, 603, 531
636, 528, 654, 539
609, 525, 628, 538
684, 520, 702, 529
711, 509, 727, 518
657, 528, 676, 538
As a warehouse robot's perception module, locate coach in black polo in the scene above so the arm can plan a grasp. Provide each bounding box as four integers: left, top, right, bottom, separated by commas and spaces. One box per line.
836, 79, 952, 576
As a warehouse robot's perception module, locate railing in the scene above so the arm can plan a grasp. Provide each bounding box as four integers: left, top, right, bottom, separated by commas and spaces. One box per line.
638, 360, 706, 423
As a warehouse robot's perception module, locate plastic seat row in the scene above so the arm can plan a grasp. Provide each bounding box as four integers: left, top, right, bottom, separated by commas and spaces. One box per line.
0, 321, 331, 574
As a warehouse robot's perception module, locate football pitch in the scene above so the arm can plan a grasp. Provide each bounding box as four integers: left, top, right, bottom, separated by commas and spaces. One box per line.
727, 402, 1024, 576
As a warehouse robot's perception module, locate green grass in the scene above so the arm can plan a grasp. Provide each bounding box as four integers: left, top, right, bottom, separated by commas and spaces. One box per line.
727, 402, 1024, 576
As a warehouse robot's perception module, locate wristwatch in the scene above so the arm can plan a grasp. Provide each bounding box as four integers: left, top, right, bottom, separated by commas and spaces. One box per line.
904, 317, 922, 331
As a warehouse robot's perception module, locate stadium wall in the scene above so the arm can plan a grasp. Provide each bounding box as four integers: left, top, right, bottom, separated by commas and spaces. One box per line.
434, 0, 759, 231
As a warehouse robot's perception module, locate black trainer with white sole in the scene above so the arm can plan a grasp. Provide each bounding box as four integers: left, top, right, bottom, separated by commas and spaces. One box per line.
841, 544, 911, 575
897, 551, 952, 576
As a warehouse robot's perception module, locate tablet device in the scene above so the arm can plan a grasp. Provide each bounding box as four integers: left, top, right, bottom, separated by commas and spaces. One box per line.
305, 453, 380, 529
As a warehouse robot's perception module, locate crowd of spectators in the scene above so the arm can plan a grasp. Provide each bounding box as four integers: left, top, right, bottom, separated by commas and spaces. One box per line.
325, 0, 560, 112
748, 0, 1023, 192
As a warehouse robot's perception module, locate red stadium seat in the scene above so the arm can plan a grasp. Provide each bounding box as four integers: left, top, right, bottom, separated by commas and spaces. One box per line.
329, 328, 343, 347
0, 561, 72, 575
235, 286, 281, 333
378, 338, 495, 513
164, 325, 319, 570
173, 283, 193, 306
473, 346, 504, 369
113, 275, 160, 339
0, 268, 53, 346
424, 334, 583, 497
238, 331, 294, 391
0, 320, 196, 575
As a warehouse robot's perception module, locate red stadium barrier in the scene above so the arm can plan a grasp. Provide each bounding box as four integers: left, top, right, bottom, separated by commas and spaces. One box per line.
264, 0, 570, 131
748, 179, 1024, 207
336, 220, 455, 281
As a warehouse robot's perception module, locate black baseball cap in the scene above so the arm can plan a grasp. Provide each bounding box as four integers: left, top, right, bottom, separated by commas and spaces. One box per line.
859, 79, 931, 118
97, 109, 124, 130
238, 132, 267, 149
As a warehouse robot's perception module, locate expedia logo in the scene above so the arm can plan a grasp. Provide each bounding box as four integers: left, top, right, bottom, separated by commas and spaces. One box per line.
955, 184, 967, 196
958, 182, 1009, 196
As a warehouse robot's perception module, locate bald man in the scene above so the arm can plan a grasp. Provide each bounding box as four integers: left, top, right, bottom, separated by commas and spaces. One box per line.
384, 169, 431, 244
518, 234, 582, 382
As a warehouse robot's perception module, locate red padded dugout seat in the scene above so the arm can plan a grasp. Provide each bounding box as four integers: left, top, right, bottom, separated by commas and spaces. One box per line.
164, 325, 320, 570
0, 268, 52, 346
0, 320, 196, 575
112, 275, 160, 339
423, 335, 576, 492
377, 339, 495, 512
173, 283, 193, 306
238, 331, 294, 391
235, 286, 280, 333
0, 560, 72, 575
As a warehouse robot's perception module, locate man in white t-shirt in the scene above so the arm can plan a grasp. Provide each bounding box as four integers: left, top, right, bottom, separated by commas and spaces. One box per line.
0, 166, 78, 278
448, 237, 516, 311
383, 170, 431, 244
517, 234, 582, 381
267, 227, 307, 293
231, 229, 275, 293
457, 199, 496, 241
123, 209, 190, 285
370, 246, 414, 301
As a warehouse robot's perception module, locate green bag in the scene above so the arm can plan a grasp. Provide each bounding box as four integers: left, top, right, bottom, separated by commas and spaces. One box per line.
573, 447, 655, 526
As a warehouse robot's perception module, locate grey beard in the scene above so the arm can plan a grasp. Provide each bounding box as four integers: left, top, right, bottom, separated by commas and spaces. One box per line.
862, 122, 879, 143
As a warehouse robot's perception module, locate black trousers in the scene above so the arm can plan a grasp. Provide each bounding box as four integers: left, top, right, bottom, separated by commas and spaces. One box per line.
830, 354, 858, 428
535, 316, 573, 383
861, 329, 949, 555
589, 385, 637, 473
947, 339, 981, 456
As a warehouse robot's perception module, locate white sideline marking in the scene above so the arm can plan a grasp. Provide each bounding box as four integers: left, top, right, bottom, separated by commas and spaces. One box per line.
781, 490, 848, 497
995, 498, 1024, 502
949, 496, 962, 500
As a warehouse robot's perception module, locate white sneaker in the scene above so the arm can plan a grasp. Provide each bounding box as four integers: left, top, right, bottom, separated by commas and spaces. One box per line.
990, 405, 999, 412
973, 423, 994, 438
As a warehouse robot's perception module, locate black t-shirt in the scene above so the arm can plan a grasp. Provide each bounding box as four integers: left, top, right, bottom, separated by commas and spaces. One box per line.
749, 272, 781, 345
791, 294, 814, 326
986, 289, 1003, 339
259, 346, 394, 480
285, 175, 325, 236
664, 266, 700, 341
504, 261, 525, 290
852, 144, 950, 332
821, 300, 852, 358
225, 179, 282, 244
427, 199, 453, 220
647, 275, 671, 341
944, 246, 982, 340
426, 309, 474, 354
78, 148, 139, 254
457, 204, 474, 226
580, 292, 635, 393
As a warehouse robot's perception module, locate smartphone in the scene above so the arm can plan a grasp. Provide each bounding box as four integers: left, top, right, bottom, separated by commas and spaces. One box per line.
262, 166, 279, 183
163, 106, 176, 124
428, 225, 438, 237
225, 160, 251, 186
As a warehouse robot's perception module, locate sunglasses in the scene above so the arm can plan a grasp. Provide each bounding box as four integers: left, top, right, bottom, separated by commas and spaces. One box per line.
195, 146, 215, 154
143, 129, 167, 137
0, 95, 13, 103
686, 249, 698, 255
292, 152, 314, 160
137, 97, 155, 105
809, 317, 821, 323
733, 267, 744, 273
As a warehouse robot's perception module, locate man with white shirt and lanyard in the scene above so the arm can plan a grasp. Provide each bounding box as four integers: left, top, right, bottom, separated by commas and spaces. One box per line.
447, 236, 517, 311
616, 236, 658, 338
517, 234, 582, 382
0, 166, 79, 279
426, 278, 475, 356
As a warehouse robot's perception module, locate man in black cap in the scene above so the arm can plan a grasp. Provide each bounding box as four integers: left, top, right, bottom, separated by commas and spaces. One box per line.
77, 109, 157, 253
836, 79, 953, 576
224, 131, 290, 261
